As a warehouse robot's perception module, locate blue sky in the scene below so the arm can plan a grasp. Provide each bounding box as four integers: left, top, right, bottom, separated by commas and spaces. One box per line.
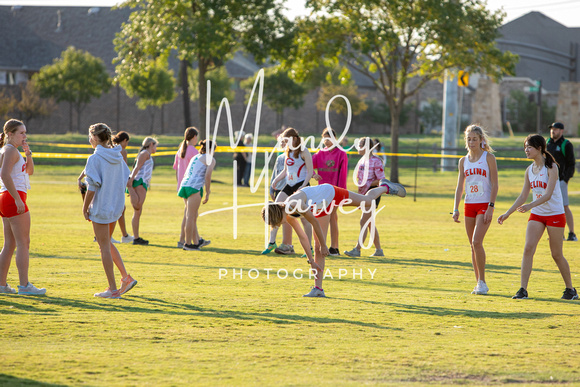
0, 0, 578, 26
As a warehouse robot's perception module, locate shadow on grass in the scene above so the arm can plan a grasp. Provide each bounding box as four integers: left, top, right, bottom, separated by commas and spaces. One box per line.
334, 298, 572, 319
0, 374, 66, 386
0, 294, 400, 330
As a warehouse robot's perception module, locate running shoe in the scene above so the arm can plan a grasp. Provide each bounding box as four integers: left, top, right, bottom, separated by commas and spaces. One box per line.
474, 280, 489, 295
261, 242, 277, 255
379, 178, 406, 197
561, 288, 579, 300
328, 247, 340, 256
94, 288, 121, 299
119, 274, 138, 295
370, 248, 384, 257
18, 282, 47, 296
567, 233, 578, 241
471, 283, 479, 295
274, 244, 294, 255
199, 238, 211, 247
0, 283, 16, 294
133, 237, 149, 245
183, 243, 200, 251
344, 247, 361, 257
121, 235, 134, 243
177, 241, 184, 248
512, 287, 528, 299
111, 237, 121, 244
303, 286, 326, 298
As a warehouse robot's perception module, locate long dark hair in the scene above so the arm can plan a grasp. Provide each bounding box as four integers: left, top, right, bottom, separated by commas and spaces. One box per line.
525, 134, 558, 169
199, 139, 215, 155
179, 127, 198, 158
112, 131, 130, 144
282, 127, 302, 158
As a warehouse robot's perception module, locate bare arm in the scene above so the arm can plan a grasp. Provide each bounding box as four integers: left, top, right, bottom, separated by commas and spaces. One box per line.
22, 141, 34, 175
202, 157, 216, 204
286, 214, 322, 274
301, 209, 329, 257
0, 147, 25, 214
452, 157, 465, 223
129, 151, 148, 181
82, 189, 95, 221
517, 163, 559, 213
299, 149, 314, 189
483, 153, 498, 224
498, 166, 531, 224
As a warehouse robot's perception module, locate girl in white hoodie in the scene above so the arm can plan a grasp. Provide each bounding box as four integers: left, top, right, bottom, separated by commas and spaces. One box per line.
83, 123, 137, 299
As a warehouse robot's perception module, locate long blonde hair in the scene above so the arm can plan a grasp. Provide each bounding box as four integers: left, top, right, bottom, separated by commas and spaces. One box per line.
140, 137, 158, 152
1, 119, 24, 148
464, 124, 494, 154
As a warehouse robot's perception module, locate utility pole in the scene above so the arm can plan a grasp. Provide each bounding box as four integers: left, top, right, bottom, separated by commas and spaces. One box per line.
441, 70, 459, 172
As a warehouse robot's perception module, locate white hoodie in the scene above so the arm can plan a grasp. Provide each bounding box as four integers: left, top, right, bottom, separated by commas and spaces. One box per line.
84, 145, 130, 224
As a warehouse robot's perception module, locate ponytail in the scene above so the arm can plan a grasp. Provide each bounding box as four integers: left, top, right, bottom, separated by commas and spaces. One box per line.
179, 127, 199, 158
525, 133, 559, 170
544, 150, 557, 169
199, 139, 215, 155
0, 132, 5, 148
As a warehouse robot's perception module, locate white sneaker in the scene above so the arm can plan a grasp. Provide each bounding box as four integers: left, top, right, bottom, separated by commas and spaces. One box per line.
474, 280, 489, 295
94, 288, 121, 298
303, 286, 326, 297
0, 283, 17, 294
111, 238, 121, 244
177, 241, 184, 248
370, 248, 384, 257
18, 282, 47, 295
121, 235, 134, 243
344, 247, 360, 257
379, 178, 406, 197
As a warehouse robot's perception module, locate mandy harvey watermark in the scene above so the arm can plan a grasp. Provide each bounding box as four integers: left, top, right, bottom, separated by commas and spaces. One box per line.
218, 267, 378, 280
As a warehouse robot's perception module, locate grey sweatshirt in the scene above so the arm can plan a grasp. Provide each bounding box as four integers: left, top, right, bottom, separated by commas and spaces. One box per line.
85, 145, 130, 224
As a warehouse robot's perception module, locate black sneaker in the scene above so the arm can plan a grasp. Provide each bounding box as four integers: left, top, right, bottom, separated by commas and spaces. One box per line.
328, 247, 340, 256
567, 233, 578, 241
133, 237, 149, 245
183, 243, 200, 251
561, 288, 579, 300
512, 288, 528, 299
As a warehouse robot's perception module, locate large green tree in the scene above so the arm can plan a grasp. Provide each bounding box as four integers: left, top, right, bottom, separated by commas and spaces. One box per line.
33, 46, 111, 132
114, 0, 294, 132
241, 66, 306, 129
287, 0, 517, 182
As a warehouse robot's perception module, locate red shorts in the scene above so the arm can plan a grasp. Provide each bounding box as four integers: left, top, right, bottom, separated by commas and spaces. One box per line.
0, 191, 29, 218
315, 186, 350, 218
528, 213, 566, 228
464, 202, 489, 218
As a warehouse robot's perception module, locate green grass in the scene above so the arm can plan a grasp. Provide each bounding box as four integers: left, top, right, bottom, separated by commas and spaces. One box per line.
1, 156, 580, 385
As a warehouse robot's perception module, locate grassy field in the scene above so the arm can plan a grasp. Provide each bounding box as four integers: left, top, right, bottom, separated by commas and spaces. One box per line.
1, 140, 580, 385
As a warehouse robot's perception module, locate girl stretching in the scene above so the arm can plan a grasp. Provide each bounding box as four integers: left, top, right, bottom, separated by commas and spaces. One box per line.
173, 127, 199, 248
128, 137, 158, 245
498, 134, 577, 300
178, 140, 216, 251
262, 179, 405, 297
0, 119, 46, 295
112, 131, 133, 243
83, 123, 137, 298
452, 125, 498, 295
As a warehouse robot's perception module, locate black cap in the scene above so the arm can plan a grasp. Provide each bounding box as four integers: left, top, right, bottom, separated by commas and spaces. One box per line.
550, 122, 564, 130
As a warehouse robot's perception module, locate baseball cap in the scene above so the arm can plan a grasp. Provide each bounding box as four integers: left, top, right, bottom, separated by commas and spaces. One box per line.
549, 122, 564, 130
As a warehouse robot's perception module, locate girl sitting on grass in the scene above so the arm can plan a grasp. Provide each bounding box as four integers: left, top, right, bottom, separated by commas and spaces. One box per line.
178, 140, 216, 251
83, 123, 137, 299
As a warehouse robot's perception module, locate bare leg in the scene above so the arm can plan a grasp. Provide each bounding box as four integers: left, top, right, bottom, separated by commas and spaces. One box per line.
275, 191, 292, 245
180, 198, 187, 244
520, 220, 545, 290
8, 212, 32, 286
329, 208, 339, 249
185, 193, 202, 245
94, 222, 117, 291
0, 218, 16, 286
130, 186, 147, 239
117, 206, 129, 237
109, 222, 127, 278
357, 210, 382, 250
546, 225, 574, 288
313, 215, 330, 289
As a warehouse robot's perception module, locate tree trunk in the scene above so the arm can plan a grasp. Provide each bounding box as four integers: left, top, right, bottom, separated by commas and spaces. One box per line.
198, 58, 208, 134
180, 59, 191, 128
389, 105, 401, 184
69, 102, 73, 132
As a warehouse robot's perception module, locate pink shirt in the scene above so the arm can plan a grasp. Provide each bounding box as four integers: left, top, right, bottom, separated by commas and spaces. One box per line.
312, 147, 348, 188
356, 155, 385, 194
173, 145, 199, 189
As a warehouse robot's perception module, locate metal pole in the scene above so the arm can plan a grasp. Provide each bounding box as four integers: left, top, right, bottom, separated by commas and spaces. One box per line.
441, 70, 458, 172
